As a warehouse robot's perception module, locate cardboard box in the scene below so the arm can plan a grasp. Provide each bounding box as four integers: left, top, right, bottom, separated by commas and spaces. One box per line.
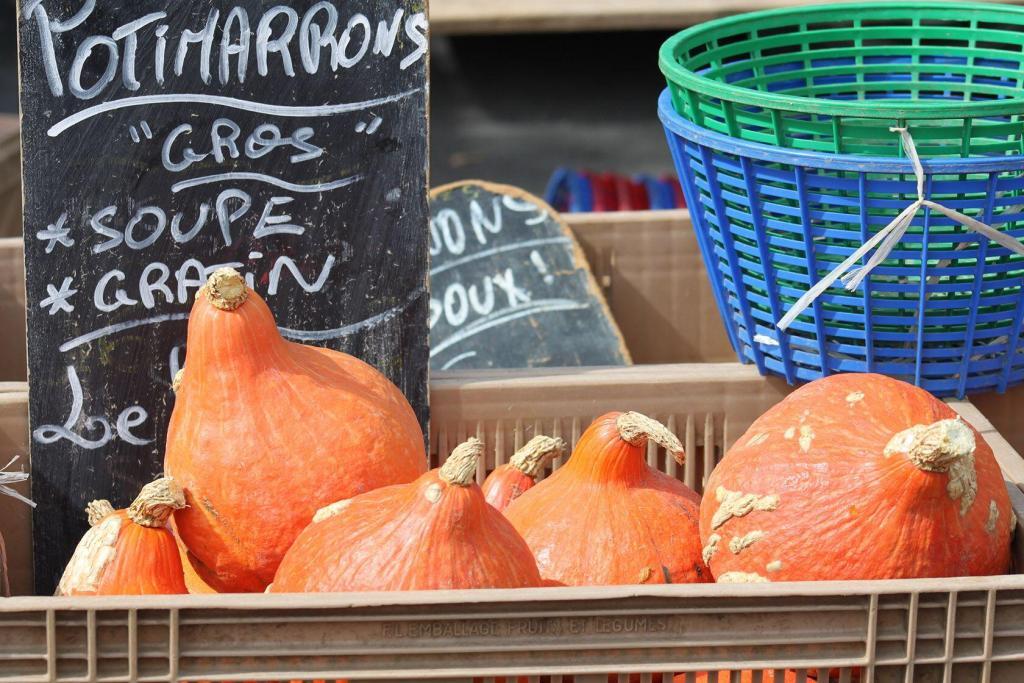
572, 210, 734, 364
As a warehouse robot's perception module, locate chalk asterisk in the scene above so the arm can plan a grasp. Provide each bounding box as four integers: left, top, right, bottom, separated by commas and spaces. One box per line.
36, 212, 73, 253
40, 277, 77, 315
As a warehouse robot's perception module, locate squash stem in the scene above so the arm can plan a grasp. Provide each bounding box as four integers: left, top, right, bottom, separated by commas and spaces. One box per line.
616, 412, 685, 464
439, 438, 483, 486
86, 500, 115, 527
202, 268, 248, 311
884, 418, 975, 472
509, 436, 565, 478
127, 477, 186, 528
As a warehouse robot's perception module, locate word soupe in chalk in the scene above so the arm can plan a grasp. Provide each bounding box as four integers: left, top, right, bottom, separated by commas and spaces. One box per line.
29, 1, 428, 99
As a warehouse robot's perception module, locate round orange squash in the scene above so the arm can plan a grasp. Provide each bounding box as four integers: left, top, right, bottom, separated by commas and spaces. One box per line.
700, 373, 1013, 583
272, 438, 542, 592
165, 269, 427, 592
481, 435, 565, 512
57, 478, 188, 596
504, 412, 708, 586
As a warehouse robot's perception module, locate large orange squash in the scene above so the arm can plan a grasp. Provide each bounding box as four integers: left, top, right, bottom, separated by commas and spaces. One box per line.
165, 268, 427, 593
57, 478, 188, 596
504, 412, 708, 585
482, 435, 565, 512
272, 438, 542, 592
701, 373, 1013, 583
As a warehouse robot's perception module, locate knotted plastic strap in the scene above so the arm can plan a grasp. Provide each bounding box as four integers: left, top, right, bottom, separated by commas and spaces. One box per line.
0, 456, 35, 508
776, 127, 1024, 333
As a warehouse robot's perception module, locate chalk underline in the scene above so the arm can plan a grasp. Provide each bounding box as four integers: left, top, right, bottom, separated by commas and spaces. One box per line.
60, 313, 190, 352
59, 288, 425, 352
430, 299, 590, 358
172, 172, 364, 194
46, 87, 423, 137
278, 287, 426, 341
440, 351, 478, 370
429, 237, 572, 277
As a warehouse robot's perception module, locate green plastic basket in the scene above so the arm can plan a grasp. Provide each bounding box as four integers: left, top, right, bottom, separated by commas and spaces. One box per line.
659, 2, 1024, 158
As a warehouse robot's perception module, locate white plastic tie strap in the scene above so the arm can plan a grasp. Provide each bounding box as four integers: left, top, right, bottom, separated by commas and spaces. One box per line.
776, 127, 1024, 332
0, 456, 35, 508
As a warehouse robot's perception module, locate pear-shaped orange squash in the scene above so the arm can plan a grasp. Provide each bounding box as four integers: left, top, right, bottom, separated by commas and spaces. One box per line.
504, 412, 709, 586
165, 269, 427, 592
700, 373, 1013, 583
272, 438, 542, 592
481, 435, 564, 512
57, 478, 188, 596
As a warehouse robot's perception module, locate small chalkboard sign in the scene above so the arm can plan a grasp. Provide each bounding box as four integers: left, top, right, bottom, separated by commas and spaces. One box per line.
19, 1, 429, 592
429, 181, 630, 370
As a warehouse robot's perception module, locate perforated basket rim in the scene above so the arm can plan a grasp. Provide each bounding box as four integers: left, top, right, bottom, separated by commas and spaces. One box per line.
658, 1, 1024, 120
656, 88, 1024, 171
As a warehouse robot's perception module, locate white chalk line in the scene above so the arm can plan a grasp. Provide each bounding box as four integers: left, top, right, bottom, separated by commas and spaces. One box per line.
430, 299, 590, 358
60, 313, 190, 352
60, 288, 426, 351
172, 172, 364, 194
47, 88, 423, 137
279, 288, 425, 341
440, 351, 478, 370
430, 237, 572, 276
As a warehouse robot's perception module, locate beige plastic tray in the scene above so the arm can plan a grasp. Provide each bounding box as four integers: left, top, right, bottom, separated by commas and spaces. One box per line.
2, 363, 1024, 682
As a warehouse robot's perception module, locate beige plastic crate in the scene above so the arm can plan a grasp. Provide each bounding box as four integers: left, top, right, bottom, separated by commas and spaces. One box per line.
2, 363, 1024, 682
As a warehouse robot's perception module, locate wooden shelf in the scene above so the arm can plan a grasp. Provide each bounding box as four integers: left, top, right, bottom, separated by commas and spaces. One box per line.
430, 0, 1024, 35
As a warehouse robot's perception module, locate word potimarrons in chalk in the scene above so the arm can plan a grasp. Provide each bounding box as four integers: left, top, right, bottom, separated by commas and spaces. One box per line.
28, 2, 428, 100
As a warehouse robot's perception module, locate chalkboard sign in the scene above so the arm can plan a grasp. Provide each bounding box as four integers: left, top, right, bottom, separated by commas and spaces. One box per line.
429, 181, 630, 370
19, 1, 429, 593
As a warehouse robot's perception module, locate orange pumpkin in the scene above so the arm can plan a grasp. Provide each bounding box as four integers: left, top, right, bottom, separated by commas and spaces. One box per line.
482, 435, 565, 512
57, 478, 188, 596
272, 438, 542, 592
701, 373, 1013, 583
504, 412, 708, 586
165, 269, 427, 592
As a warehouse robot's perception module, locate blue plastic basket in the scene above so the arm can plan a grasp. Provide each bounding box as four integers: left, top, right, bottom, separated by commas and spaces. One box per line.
659, 89, 1024, 397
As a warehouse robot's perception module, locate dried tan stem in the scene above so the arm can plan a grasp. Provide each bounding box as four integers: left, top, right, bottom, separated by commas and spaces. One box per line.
171, 369, 184, 393
439, 438, 484, 486
201, 268, 248, 311
616, 411, 685, 464
127, 477, 186, 528
884, 418, 978, 516
509, 436, 565, 478
884, 418, 975, 471
86, 500, 115, 526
